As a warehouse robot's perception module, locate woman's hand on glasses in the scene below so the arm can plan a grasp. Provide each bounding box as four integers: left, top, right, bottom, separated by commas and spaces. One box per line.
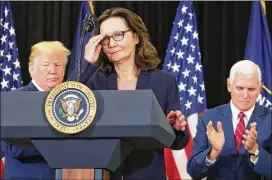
84, 34, 105, 64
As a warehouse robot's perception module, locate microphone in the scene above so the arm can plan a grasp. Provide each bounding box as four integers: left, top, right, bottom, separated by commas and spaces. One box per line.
77, 13, 97, 82
82, 13, 97, 34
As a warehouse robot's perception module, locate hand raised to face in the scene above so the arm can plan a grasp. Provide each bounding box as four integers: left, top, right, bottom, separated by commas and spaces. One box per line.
84, 34, 106, 64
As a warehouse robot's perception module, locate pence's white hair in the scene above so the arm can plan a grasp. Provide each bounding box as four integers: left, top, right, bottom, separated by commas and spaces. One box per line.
229, 60, 262, 84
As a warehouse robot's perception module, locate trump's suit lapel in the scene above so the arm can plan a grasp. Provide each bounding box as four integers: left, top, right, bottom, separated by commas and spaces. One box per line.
26, 82, 39, 91
220, 104, 237, 155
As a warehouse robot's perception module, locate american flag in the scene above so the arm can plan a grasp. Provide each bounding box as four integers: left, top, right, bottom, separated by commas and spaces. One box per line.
0, 1, 23, 91
163, 1, 207, 179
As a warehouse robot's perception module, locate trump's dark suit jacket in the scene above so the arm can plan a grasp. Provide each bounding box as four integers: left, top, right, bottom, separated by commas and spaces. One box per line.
187, 103, 272, 180
79, 67, 190, 180
1, 82, 55, 180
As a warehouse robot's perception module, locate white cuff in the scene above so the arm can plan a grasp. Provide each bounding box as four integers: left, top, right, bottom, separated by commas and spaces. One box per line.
205, 156, 216, 166
250, 155, 259, 165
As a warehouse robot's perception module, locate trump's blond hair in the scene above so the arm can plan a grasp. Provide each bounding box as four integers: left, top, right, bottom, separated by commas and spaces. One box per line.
29, 41, 71, 65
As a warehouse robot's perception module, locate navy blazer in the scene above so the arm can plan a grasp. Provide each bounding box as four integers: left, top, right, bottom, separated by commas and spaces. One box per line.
81, 68, 190, 180
1, 82, 55, 180
187, 103, 272, 180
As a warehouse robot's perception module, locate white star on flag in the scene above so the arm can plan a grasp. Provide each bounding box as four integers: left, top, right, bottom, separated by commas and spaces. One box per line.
180, 36, 189, 46
176, 49, 184, 59
177, 19, 183, 28
171, 63, 180, 73
184, 23, 193, 33
182, 68, 190, 78
178, 82, 187, 92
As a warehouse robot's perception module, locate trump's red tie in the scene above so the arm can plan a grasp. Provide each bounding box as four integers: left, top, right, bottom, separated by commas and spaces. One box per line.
235, 112, 246, 152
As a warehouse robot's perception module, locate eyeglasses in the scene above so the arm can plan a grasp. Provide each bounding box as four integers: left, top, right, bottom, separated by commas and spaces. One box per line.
100, 29, 131, 45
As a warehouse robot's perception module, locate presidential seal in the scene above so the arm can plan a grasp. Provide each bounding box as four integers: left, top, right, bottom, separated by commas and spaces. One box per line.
45, 81, 96, 134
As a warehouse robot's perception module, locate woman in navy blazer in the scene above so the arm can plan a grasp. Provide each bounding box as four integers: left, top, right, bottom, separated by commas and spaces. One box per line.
75, 7, 190, 180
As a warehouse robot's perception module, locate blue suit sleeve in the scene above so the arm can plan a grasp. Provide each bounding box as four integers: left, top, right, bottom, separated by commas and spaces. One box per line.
1, 140, 7, 158
250, 134, 272, 179
187, 115, 214, 179
1, 140, 24, 158
165, 75, 190, 150
67, 59, 96, 85
1, 140, 40, 158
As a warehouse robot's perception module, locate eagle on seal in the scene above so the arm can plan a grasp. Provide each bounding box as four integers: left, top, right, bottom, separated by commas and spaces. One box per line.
60, 94, 82, 121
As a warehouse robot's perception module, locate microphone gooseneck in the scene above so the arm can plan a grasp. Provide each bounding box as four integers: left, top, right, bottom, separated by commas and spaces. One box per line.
77, 14, 97, 82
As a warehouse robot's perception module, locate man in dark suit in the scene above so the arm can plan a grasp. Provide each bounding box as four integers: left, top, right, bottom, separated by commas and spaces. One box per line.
1, 41, 71, 179
187, 60, 271, 180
